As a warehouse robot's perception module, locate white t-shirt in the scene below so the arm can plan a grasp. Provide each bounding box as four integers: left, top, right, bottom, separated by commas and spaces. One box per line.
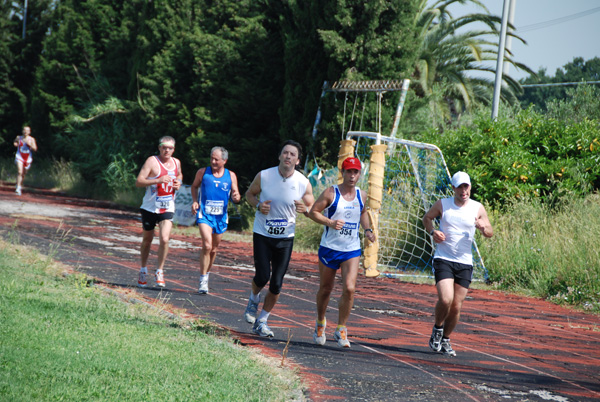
434, 198, 482, 265
252, 166, 309, 238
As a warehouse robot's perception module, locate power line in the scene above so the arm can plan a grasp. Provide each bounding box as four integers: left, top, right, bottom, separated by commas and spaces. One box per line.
521, 80, 600, 88
517, 6, 600, 32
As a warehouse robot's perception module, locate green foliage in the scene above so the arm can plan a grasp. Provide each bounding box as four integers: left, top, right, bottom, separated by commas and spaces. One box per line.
480, 194, 600, 313
405, 0, 532, 133
520, 57, 600, 111
103, 153, 139, 196
277, 0, 421, 165
545, 84, 600, 123
422, 105, 600, 206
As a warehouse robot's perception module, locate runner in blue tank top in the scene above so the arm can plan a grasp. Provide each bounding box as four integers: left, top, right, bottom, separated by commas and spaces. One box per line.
191, 146, 241, 294
307, 157, 376, 348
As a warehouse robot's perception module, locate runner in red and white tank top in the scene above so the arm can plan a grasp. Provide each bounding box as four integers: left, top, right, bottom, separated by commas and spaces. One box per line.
140, 156, 179, 214
135, 136, 183, 289
13, 126, 38, 196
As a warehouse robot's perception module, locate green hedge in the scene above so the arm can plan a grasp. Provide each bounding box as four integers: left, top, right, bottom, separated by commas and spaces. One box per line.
423, 107, 600, 207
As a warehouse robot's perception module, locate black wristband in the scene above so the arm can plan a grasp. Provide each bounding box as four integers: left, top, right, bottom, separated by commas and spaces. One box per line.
365, 228, 373, 233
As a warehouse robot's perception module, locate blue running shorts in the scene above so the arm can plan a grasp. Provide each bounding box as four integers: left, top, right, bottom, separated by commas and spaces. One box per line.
318, 246, 361, 270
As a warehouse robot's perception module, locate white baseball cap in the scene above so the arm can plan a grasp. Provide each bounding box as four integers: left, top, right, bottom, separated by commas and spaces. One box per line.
451, 171, 471, 187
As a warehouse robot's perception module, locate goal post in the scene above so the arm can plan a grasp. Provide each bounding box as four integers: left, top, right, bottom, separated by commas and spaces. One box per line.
309, 78, 487, 281
349, 132, 488, 281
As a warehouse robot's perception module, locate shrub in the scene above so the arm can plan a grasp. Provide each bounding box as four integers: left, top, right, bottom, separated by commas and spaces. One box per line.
422, 107, 600, 207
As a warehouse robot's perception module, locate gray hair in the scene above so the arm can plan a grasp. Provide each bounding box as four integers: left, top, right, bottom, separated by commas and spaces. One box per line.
159, 136, 176, 146
211, 146, 228, 160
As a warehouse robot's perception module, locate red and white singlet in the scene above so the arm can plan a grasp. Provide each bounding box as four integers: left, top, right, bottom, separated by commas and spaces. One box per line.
15, 137, 33, 170
140, 156, 180, 214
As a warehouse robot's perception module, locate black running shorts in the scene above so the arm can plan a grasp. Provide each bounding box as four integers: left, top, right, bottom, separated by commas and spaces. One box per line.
433, 258, 473, 289
140, 209, 174, 231
252, 233, 294, 295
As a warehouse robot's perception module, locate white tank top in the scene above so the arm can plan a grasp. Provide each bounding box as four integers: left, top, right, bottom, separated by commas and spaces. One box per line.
434, 197, 482, 265
252, 166, 309, 238
140, 156, 179, 214
319, 185, 364, 252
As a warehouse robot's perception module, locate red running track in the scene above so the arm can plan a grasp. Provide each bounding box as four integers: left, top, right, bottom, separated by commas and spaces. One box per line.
1, 186, 599, 401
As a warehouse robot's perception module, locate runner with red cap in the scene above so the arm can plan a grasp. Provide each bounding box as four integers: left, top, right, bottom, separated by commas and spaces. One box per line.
307, 156, 376, 348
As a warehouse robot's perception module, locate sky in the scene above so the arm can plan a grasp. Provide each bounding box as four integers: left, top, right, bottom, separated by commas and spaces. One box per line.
447, 0, 600, 80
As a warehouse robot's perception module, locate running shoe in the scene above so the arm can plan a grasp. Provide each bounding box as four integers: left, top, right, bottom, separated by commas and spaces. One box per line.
429, 326, 443, 352
313, 320, 327, 346
334, 326, 350, 348
155, 270, 165, 287
198, 277, 209, 294
15, 188, 21, 196
244, 297, 259, 324
137, 270, 147, 288
440, 338, 456, 356
252, 319, 274, 337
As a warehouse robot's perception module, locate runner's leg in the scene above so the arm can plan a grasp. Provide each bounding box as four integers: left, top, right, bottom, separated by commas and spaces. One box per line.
198, 223, 214, 275
156, 219, 173, 271
434, 278, 455, 327
140, 229, 154, 268
440, 283, 468, 338
337, 256, 360, 327
15, 161, 24, 189
316, 262, 336, 322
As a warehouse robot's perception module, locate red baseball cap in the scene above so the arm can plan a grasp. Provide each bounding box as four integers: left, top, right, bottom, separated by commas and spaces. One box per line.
342, 157, 362, 171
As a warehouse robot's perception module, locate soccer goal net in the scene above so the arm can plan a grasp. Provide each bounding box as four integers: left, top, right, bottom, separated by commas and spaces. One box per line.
351, 133, 488, 281
308, 79, 487, 281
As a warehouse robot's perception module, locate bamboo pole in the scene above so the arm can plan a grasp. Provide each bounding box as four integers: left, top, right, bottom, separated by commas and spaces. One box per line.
337, 139, 356, 184
363, 144, 386, 277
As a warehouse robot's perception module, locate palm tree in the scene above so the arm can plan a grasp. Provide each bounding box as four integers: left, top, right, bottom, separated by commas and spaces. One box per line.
413, 0, 533, 124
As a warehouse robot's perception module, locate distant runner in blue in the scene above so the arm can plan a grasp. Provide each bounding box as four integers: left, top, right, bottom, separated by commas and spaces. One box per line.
191, 146, 241, 294
307, 157, 375, 348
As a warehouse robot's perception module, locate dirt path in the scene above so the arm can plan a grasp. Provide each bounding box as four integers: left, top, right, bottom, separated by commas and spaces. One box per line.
1, 186, 599, 401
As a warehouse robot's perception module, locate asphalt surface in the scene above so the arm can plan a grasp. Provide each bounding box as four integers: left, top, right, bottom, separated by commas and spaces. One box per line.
2, 186, 600, 401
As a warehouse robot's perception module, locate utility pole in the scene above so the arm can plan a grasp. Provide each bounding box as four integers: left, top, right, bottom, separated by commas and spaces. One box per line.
491, 0, 511, 120
503, 0, 517, 75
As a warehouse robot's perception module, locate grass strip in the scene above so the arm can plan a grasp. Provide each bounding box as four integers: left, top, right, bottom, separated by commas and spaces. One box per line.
0, 241, 303, 401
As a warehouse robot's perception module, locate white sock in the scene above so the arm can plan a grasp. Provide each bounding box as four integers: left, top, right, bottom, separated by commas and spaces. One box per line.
140, 267, 148, 273
200, 274, 209, 281
249, 291, 260, 303
257, 310, 270, 322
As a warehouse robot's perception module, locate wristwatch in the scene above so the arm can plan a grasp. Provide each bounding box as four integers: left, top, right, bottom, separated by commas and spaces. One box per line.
256, 202, 261, 211
430, 229, 435, 236
365, 229, 373, 233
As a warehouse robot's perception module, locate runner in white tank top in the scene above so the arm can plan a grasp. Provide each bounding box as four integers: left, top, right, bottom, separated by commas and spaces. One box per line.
252, 166, 309, 238
319, 184, 364, 252
135, 136, 183, 289
423, 171, 493, 356
243, 140, 315, 338
307, 157, 376, 348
